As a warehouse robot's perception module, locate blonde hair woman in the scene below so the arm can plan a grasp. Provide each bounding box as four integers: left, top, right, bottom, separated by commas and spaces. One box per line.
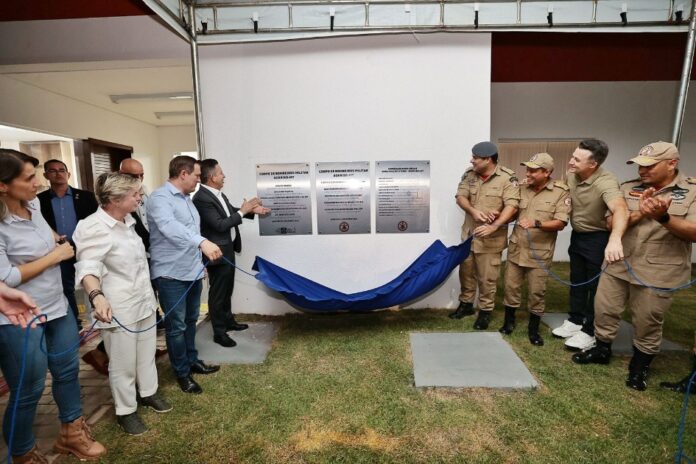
74, 172, 171, 436
0, 149, 106, 463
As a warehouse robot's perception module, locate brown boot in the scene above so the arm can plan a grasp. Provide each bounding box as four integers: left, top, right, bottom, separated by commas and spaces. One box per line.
12, 445, 48, 464
53, 416, 107, 460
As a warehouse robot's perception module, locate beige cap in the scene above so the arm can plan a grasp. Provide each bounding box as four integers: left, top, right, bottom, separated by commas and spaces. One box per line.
521, 152, 554, 171
627, 141, 679, 166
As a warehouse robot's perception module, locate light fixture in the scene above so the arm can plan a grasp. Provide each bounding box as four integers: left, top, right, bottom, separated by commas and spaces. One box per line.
109, 92, 193, 104
154, 111, 195, 119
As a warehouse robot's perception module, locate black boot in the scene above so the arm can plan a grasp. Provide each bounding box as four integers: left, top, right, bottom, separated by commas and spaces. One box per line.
527, 313, 544, 346
626, 346, 655, 391
498, 306, 516, 335
660, 355, 696, 394
473, 311, 491, 330
572, 339, 612, 364
449, 302, 475, 319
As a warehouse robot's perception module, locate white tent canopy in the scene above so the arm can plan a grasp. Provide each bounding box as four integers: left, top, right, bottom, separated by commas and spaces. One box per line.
146, 0, 692, 44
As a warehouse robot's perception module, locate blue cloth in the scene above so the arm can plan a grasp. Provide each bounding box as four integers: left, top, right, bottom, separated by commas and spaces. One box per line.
147, 182, 205, 281
0, 199, 68, 326
50, 187, 78, 240
157, 278, 202, 378
252, 238, 473, 312
0, 311, 81, 455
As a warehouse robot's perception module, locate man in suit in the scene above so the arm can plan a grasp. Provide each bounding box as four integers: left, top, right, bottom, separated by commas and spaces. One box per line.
193, 159, 269, 347
38, 159, 98, 330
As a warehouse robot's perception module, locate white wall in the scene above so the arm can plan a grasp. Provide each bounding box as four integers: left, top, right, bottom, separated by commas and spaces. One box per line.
155, 124, 197, 181
492, 80, 696, 261
0, 74, 161, 189
200, 33, 491, 314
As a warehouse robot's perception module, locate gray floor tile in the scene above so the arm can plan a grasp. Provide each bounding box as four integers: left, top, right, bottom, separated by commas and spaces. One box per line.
410, 332, 539, 389
541, 313, 685, 355
195, 321, 277, 365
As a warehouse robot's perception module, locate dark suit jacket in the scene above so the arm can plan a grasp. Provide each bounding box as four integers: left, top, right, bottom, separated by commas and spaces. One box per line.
131, 212, 150, 252
192, 186, 254, 263
37, 186, 99, 240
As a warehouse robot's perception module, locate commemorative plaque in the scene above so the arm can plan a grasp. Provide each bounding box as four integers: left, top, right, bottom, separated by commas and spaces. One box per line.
256, 163, 312, 236
376, 160, 430, 233
316, 161, 371, 235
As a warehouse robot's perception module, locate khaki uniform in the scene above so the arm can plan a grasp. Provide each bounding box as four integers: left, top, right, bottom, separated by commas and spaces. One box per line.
595, 174, 696, 354
457, 164, 520, 311
503, 180, 571, 314
567, 167, 623, 232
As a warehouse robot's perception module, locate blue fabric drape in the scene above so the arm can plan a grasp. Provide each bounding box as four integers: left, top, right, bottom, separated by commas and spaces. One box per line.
251, 238, 472, 312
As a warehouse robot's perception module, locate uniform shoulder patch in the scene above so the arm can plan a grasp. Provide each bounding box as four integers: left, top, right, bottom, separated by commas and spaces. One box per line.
621, 178, 641, 186
553, 180, 569, 191
499, 166, 515, 176
687, 177, 696, 185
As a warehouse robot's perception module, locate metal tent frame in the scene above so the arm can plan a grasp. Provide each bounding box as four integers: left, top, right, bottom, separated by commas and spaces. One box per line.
143, 0, 696, 157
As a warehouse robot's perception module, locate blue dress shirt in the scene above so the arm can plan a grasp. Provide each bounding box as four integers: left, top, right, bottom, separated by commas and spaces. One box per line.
50, 187, 78, 240
147, 182, 205, 281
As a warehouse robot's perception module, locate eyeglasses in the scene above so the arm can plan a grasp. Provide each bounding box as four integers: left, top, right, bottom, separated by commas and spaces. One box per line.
46, 169, 67, 174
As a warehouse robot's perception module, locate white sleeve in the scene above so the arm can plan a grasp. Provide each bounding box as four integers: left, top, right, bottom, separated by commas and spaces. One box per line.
73, 220, 112, 288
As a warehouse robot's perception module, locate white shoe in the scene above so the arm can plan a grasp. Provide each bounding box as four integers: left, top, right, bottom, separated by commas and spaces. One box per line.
552, 320, 582, 338
565, 331, 596, 351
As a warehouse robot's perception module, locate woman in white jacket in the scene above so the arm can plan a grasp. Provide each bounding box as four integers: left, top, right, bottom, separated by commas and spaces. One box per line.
74, 172, 172, 436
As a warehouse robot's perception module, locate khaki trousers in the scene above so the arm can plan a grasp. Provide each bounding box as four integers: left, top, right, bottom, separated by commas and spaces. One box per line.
594, 273, 672, 355
502, 261, 548, 315
102, 313, 158, 416
458, 251, 502, 312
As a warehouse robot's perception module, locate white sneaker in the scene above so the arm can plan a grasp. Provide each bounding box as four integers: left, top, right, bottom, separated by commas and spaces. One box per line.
552, 320, 582, 338
565, 331, 596, 351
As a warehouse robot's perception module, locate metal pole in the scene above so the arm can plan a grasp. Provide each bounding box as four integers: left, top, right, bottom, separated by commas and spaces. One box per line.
672, 1, 696, 148
189, 3, 207, 159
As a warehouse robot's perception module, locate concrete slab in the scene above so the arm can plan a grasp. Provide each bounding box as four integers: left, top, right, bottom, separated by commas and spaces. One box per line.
195, 321, 278, 365
410, 332, 539, 389
541, 313, 685, 355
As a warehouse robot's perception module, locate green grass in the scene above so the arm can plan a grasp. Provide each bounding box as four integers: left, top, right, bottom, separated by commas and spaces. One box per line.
93, 263, 696, 463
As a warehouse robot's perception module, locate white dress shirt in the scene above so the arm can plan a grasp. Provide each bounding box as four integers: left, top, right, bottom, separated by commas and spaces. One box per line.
74, 208, 157, 329
200, 184, 241, 241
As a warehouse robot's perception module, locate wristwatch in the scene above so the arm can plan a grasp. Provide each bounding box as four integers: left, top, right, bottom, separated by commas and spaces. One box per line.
657, 213, 670, 224
534, 220, 542, 229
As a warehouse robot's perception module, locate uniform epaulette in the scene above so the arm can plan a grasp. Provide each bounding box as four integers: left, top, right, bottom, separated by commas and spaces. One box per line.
621, 178, 641, 186
499, 166, 515, 176
461, 167, 473, 180
553, 180, 569, 191
687, 177, 696, 185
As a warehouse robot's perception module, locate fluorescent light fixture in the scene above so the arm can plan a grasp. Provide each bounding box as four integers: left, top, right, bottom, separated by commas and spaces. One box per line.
155, 111, 195, 119
110, 92, 193, 104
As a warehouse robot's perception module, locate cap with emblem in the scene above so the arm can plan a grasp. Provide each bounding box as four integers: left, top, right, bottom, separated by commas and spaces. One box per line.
627, 141, 679, 166
521, 152, 554, 171
471, 141, 498, 158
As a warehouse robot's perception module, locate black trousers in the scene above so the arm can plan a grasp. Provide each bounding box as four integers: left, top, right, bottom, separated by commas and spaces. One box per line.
207, 255, 237, 336
568, 230, 609, 336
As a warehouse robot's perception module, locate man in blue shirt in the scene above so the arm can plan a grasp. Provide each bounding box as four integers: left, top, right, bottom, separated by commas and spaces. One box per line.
38, 159, 98, 330
148, 155, 223, 394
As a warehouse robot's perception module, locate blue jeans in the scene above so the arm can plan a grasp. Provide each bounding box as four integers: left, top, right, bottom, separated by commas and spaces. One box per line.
157, 278, 202, 378
0, 311, 82, 456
